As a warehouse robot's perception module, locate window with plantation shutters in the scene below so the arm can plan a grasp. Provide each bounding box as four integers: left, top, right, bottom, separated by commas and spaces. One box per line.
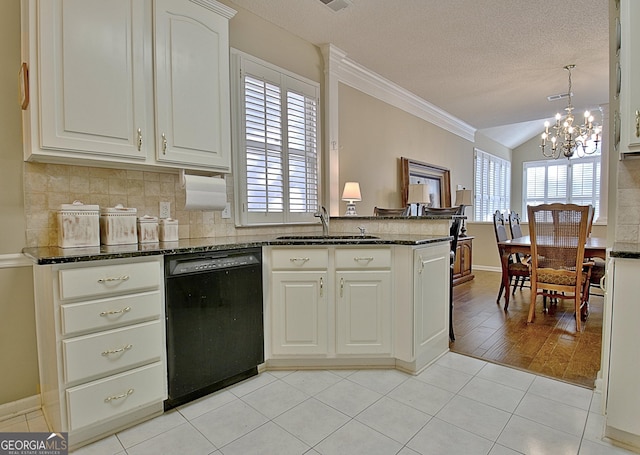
473, 149, 511, 221
522, 155, 600, 221
232, 51, 320, 225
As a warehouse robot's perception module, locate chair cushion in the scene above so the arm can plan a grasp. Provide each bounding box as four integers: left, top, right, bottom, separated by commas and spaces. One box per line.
508, 262, 530, 276
537, 268, 588, 286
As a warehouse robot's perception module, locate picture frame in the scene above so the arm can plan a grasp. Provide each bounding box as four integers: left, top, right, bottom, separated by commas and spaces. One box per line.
19, 62, 29, 110
400, 157, 451, 208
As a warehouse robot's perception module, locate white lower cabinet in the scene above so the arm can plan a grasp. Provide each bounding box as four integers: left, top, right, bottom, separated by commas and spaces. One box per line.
265, 242, 448, 371
604, 257, 640, 449
32, 255, 166, 450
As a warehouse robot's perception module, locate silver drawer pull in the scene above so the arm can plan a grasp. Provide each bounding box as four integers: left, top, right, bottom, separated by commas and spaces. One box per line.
101, 344, 133, 356
98, 275, 130, 283
353, 257, 374, 262
104, 388, 134, 403
290, 257, 310, 264
99, 306, 131, 317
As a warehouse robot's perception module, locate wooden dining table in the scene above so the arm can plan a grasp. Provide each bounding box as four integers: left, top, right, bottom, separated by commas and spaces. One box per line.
496, 235, 607, 308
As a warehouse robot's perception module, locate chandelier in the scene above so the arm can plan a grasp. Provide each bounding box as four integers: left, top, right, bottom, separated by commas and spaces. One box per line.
540, 65, 602, 159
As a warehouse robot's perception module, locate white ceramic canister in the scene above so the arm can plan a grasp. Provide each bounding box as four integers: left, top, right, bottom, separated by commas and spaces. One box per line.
57, 201, 100, 248
99, 204, 138, 245
159, 218, 179, 242
137, 215, 159, 243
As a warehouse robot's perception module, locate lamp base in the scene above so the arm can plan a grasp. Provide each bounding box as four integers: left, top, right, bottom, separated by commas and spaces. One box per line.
344, 203, 358, 216
459, 220, 467, 237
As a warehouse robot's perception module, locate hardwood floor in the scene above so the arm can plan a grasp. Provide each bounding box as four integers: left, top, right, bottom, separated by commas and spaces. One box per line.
450, 270, 603, 388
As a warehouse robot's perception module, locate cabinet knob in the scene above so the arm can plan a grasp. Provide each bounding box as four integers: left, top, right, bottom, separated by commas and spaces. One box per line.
137, 128, 142, 151
320, 276, 323, 297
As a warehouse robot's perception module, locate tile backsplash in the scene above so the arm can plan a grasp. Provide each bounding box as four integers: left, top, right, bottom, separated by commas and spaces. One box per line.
616, 159, 640, 243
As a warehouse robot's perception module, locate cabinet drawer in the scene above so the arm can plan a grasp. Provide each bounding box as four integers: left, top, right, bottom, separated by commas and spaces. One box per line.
63, 320, 163, 384
61, 291, 161, 336
271, 248, 328, 270
66, 362, 166, 432
58, 260, 160, 301
335, 248, 391, 269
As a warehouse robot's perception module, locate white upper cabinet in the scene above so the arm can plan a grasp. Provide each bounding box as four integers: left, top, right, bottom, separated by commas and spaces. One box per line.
619, 0, 640, 155
21, 0, 235, 172
154, 0, 233, 169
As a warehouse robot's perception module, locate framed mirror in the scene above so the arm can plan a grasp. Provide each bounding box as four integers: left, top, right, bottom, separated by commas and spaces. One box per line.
400, 157, 451, 208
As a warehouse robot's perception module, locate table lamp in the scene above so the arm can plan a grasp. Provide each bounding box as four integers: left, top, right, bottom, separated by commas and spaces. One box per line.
342, 182, 362, 216
455, 188, 473, 237
408, 183, 429, 216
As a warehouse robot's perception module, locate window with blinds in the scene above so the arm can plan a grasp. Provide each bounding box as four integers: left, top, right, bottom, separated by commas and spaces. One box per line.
473, 149, 511, 221
522, 155, 600, 221
232, 51, 320, 225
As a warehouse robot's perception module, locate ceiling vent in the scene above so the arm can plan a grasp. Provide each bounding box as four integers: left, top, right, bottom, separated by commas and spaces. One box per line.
547, 92, 572, 102
319, 0, 352, 12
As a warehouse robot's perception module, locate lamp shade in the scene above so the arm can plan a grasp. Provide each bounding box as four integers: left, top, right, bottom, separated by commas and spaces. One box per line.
408, 183, 429, 204
341, 182, 362, 201
455, 189, 473, 206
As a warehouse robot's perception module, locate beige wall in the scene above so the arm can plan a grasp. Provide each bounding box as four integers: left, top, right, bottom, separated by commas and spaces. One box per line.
338, 83, 475, 216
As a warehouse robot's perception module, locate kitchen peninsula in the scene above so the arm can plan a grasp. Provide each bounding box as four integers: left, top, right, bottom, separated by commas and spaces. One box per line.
24, 226, 454, 449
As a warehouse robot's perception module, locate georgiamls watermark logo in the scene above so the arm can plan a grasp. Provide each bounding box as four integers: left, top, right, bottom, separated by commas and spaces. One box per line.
0, 432, 67, 455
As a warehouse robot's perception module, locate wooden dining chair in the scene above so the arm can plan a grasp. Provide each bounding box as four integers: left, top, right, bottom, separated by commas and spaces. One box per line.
493, 210, 530, 310
423, 206, 463, 341
507, 212, 530, 293
584, 204, 605, 304
527, 203, 593, 331
374, 206, 409, 216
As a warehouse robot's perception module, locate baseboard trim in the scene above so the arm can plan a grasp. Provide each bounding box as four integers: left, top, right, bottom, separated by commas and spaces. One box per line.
0, 253, 32, 269
0, 395, 41, 422
473, 265, 502, 273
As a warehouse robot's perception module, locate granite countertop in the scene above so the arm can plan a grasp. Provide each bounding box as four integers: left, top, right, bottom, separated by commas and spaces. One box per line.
610, 242, 640, 259
22, 233, 452, 265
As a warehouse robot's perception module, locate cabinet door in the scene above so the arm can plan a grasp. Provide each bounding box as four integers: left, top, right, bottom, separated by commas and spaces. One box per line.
335, 271, 391, 355
271, 271, 328, 356
154, 0, 232, 170
414, 247, 449, 365
36, 0, 150, 159
620, 0, 640, 151
606, 258, 640, 435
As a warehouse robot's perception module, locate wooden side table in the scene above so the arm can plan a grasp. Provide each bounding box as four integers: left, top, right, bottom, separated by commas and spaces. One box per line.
453, 236, 474, 286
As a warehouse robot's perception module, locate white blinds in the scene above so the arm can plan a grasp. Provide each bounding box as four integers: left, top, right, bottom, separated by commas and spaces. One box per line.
474, 149, 511, 221
523, 156, 600, 220
236, 54, 320, 225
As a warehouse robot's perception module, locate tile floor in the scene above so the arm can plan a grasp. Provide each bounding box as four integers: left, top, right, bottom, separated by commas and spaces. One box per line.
2, 353, 636, 455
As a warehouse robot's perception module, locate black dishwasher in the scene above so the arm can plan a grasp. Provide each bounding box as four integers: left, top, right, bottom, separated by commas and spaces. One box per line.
164, 247, 264, 409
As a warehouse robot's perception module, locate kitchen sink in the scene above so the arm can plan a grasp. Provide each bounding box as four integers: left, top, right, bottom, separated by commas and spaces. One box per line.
276, 235, 380, 242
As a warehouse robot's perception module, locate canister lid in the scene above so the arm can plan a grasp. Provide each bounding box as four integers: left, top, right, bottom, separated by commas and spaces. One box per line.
137, 215, 158, 224
58, 200, 99, 212
159, 217, 178, 225
100, 204, 137, 215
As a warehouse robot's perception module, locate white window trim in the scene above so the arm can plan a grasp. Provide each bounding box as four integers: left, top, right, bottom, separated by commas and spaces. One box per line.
230, 49, 321, 226
473, 148, 511, 222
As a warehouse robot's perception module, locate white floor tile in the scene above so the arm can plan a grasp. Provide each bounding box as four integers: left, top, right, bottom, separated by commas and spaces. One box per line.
220, 421, 309, 455
528, 376, 593, 410
435, 352, 487, 375
396, 447, 422, 455
436, 395, 511, 441
487, 444, 522, 455
190, 400, 269, 448
476, 362, 536, 391
177, 390, 237, 421
125, 422, 215, 455
355, 396, 432, 444
241, 379, 309, 419
280, 370, 343, 396
116, 409, 187, 448
387, 378, 454, 416
415, 363, 474, 393
0, 420, 29, 432
346, 369, 410, 395
26, 415, 49, 432
71, 435, 124, 455
227, 372, 277, 397
315, 379, 382, 417
497, 415, 581, 455
315, 419, 403, 455
583, 411, 607, 444
458, 376, 526, 413
579, 438, 639, 455
273, 398, 349, 446
514, 393, 588, 437
406, 417, 494, 455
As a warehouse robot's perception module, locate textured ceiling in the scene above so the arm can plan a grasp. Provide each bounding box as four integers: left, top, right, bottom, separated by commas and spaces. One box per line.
227, 0, 609, 149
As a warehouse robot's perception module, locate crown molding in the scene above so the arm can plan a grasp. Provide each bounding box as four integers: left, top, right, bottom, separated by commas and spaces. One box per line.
189, 0, 237, 19
321, 44, 475, 142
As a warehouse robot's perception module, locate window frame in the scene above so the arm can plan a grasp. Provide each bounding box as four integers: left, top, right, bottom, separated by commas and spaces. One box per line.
473, 148, 511, 222
230, 49, 321, 226
522, 154, 601, 222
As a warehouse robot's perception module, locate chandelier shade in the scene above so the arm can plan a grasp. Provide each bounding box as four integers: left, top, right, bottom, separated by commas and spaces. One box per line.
540, 65, 602, 159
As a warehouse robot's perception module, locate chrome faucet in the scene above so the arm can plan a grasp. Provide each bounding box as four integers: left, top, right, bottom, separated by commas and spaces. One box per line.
314, 206, 329, 236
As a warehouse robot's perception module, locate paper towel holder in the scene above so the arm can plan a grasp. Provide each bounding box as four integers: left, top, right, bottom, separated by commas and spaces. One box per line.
179, 169, 225, 189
